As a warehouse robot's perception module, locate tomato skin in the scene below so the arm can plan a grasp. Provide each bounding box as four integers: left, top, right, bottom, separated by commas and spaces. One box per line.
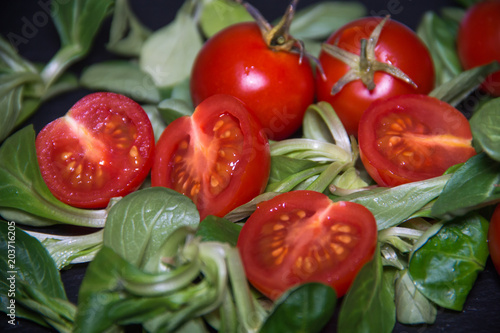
457, 0, 500, 96
316, 17, 435, 136
36, 92, 155, 208
237, 190, 378, 300
488, 204, 500, 275
358, 94, 476, 187
151, 94, 270, 220
190, 22, 315, 140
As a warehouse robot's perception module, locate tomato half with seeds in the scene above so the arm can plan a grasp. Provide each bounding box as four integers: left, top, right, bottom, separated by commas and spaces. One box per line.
36, 92, 155, 208
358, 94, 476, 187
237, 190, 378, 300
151, 94, 270, 220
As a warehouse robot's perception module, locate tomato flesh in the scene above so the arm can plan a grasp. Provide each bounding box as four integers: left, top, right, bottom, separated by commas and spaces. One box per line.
36, 92, 155, 208
457, 0, 500, 96
358, 94, 476, 187
190, 22, 315, 140
237, 190, 378, 300
151, 94, 270, 220
488, 204, 500, 275
316, 17, 435, 136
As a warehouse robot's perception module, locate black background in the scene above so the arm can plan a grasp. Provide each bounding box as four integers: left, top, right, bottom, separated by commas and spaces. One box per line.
1, 0, 500, 332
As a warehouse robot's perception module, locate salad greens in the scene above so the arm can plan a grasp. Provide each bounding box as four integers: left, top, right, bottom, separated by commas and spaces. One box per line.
0, 223, 76, 332
1, 0, 500, 332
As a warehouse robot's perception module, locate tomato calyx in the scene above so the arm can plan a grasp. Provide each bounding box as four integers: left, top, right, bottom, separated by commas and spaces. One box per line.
236, 0, 324, 77
321, 15, 418, 94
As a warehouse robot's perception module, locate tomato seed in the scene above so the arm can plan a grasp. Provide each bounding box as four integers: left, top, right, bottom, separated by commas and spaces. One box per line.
279, 214, 290, 221
296, 210, 306, 218
330, 243, 345, 255
273, 223, 285, 230
330, 223, 352, 233
213, 120, 224, 132
336, 234, 353, 244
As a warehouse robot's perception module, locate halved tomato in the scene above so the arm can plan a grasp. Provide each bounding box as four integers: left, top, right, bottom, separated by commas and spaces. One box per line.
151, 94, 270, 220
36, 92, 155, 208
237, 190, 378, 300
358, 94, 476, 187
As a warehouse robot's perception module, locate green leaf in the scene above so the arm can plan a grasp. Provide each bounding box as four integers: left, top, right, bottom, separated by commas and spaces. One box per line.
157, 98, 194, 124
302, 102, 352, 155
223, 192, 282, 222
196, 215, 241, 246
336, 175, 450, 230
42, 0, 115, 87
431, 153, 500, 219
290, 1, 366, 40
0, 126, 108, 227
142, 105, 167, 142
394, 270, 437, 325
338, 248, 396, 333
470, 97, 500, 162
38, 71, 79, 103
27, 229, 104, 269
260, 283, 336, 333
199, 0, 253, 38
0, 223, 67, 301
0, 223, 76, 331
0, 37, 42, 142
416, 10, 463, 86
106, 0, 152, 57
268, 155, 321, 184
0, 85, 23, 143
0, 35, 39, 74
409, 213, 489, 311
103, 187, 200, 269
429, 61, 500, 106
74, 246, 128, 333
140, 8, 203, 89
80, 60, 160, 103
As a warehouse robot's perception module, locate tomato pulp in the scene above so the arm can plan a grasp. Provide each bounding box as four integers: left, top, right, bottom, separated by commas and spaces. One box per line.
316, 17, 435, 136
358, 94, 476, 187
237, 190, 378, 300
457, 0, 500, 96
190, 22, 315, 140
36, 92, 155, 208
151, 94, 270, 220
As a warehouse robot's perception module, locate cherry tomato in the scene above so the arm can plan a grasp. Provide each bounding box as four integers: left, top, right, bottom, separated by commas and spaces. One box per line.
488, 204, 500, 275
237, 190, 378, 300
316, 17, 435, 136
190, 22, 315, 140
358, 94, 476, 187
36, 92, 155, 209
151, 94, 270, 220
457, 0, 500, 96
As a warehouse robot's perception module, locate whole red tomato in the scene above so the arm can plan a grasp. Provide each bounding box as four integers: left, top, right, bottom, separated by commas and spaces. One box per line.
457, 0, 500, 96
316, 16, 435, 136
190, 22, 315, 140
488, 204, 500, 275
